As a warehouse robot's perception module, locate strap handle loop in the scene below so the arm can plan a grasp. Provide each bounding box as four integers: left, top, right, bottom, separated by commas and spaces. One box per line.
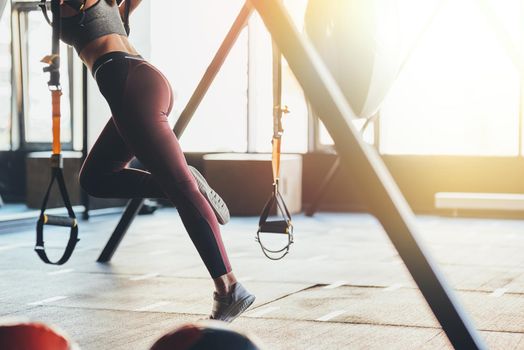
256, 183, 294, 261
36, 0, 79, 265
256, 39, 294, 260
35, 160, 79, 265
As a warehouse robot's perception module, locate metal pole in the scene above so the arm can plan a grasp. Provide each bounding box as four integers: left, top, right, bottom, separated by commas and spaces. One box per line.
97, 1, 255, 262
0, 0, 6, 210
81, 65, 90, 220
250, 0, 486, 348
305, 157, 340, 217
97, 198, 143, 262
272, 40, 282, 128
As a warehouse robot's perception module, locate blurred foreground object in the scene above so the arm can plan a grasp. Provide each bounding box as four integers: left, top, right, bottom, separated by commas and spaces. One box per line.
0, 321, 78, 350
150, 321, 263, 350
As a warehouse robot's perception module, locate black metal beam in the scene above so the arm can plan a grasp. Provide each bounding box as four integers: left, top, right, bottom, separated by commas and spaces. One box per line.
81, 65, 90, 220
97, 1, 255, 262
97, 198, 143, 262
250, 0, 486, 349
305, 157, 340, 217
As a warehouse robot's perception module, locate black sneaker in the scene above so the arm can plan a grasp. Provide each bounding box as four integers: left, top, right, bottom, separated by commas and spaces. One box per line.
210, 283, 256, 323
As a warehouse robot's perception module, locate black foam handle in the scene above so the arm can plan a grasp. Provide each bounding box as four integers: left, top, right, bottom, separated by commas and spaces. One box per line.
259, 220, 290, 234
44, 215, 77, 228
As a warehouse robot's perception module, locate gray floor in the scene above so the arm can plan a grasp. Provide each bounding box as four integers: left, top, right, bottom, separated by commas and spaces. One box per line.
1, 209, 524, 349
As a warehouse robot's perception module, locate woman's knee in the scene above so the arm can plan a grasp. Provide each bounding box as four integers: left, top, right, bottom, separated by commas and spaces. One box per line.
78, 164, 104, 197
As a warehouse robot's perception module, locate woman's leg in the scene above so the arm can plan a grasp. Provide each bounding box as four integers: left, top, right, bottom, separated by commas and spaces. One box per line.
85, 57, 255, 320
79, 117, 166, 199
92, 59, 232, 281
80, 115, 237, 294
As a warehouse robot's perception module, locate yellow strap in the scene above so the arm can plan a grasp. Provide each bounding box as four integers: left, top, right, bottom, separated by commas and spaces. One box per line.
40, 54, 59, 65
51, 90, 62, 155
272, 136, 281, 183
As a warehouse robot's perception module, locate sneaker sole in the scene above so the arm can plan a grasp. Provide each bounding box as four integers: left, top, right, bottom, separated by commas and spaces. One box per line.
221, 294, 256, 323
189, 166, 230, 225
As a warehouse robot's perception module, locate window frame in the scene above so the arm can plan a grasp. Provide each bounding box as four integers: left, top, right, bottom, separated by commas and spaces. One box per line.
11, 1, 78, 152
0, 0, 13, 151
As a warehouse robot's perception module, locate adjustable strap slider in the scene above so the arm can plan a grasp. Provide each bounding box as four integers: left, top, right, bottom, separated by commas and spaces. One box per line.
274, 104, 290, 115
34, 245, 45, 251
50, 154, 63, 168
41, 54, 59, 66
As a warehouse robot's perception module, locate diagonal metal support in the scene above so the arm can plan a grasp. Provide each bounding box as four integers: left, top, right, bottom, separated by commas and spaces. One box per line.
250, 0, 486, 349
97, 1, 254, 262
305, 157, 340, 216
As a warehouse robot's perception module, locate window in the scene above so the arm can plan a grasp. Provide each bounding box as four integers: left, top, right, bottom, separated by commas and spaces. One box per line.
250, 0, 309, 153
23, 9, 72, 144
0, 0, 11, 150
150, 0, 248, 152
302, 0, 523, 156
151, 0, 312, 154
380, 0, 521, 156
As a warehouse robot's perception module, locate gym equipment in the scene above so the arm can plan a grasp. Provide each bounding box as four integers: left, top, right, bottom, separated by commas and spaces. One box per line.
99, 1, 487, 348
304, 0, 402, 120
304, 0, 447, 217
305, 156, 341, 217
150, 321, 262, 350
303, 0, 401, 216
0, 321, 77, 350
202, 153, 302, 216
81, 61, 90, 220
36, 0, 79, 265
256, 41, 294, 260
252, 0, 486, 348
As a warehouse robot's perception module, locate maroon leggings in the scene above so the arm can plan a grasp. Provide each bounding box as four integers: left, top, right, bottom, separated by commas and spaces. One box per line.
79, 52, 231, 279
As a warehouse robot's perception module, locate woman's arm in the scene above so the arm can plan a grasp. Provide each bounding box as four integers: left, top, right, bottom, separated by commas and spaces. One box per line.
118, 0, 142, 17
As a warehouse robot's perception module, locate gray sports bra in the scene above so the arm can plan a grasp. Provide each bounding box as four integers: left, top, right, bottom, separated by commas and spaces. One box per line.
60, 0, 127, 53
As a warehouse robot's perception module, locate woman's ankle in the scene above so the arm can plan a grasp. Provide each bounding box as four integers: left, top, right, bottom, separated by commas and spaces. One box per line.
213, 271, 237, 296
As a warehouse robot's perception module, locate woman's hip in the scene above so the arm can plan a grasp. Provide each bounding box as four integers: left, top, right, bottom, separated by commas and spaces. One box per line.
93, 52, 174, 116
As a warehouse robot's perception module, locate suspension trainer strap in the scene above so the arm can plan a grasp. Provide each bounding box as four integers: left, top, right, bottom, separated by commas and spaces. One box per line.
36, 165, 79, 265
39, 0, 52, 25
256, 186, 294, 260
40, 1, 87, 27
122, 0, 131, 35
36, 0, 79, 265
256, 41, 293, 260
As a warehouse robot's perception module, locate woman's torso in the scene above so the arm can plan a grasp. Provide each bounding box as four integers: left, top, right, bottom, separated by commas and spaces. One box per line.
60, 0, 138, 70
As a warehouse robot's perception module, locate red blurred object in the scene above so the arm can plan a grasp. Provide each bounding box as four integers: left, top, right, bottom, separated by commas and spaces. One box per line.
151, 324, 203, 350
0, 322, 74, 350
150, 321, 262, 350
